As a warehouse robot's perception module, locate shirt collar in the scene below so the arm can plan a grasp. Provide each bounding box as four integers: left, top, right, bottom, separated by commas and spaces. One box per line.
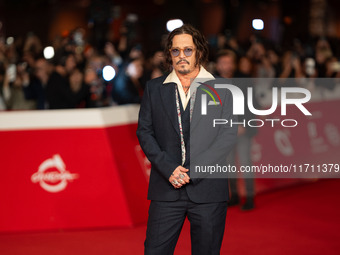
163, 66, 214, 85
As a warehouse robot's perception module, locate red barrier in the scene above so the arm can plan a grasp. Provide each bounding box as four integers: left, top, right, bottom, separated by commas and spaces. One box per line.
0, 105, 150, 232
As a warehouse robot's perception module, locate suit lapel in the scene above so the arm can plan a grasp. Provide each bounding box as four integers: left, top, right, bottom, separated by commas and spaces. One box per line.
160, 82, 180, 136
190, 86, 203, 133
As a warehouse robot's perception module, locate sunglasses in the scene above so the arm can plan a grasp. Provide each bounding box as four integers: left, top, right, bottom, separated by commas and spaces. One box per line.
170, 47, 195, 57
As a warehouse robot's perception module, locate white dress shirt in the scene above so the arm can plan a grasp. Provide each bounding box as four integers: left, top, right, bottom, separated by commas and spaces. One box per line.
163, 66, 214, 110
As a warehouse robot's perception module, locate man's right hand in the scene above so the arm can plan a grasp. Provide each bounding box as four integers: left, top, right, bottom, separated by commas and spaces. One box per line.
169, 166, 190, 188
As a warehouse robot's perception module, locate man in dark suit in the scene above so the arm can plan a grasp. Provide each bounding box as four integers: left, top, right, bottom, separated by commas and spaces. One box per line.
137, 24, 237, 255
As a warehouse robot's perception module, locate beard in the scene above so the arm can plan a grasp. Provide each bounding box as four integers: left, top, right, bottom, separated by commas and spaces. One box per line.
176, 59, 191, 74
178, 68, 191, 74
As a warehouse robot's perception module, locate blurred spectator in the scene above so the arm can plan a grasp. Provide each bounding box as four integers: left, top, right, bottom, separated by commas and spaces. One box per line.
237, 56, 254, 78
46, 61, 85, 109
0, 46, 7, 110
56, 53, 77, 78
279, 51, 304, 79
266, 49, 281, 77
315, 37, 333, 78
23, 58, 50, 109
215, 49, 258, 211
303, 58, 317, 78
216, 33, 245, 57
84, 54, 108, 107
325, 57, 340, 79
69, 68, 95, 108
215, 49, 237, 78
112, 57, 143, 105
2, 63, 36, 110
247, 38, 266, 64
104, 42, 123, 67
149, 50, 166, 79
23, 33, 42, 57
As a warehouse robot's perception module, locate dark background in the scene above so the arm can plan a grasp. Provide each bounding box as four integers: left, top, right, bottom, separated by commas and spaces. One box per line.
1, 0, 340, 56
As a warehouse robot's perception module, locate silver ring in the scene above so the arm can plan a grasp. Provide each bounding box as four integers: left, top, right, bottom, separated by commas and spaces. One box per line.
174, 180, 179, 185
179, 174, 185, 179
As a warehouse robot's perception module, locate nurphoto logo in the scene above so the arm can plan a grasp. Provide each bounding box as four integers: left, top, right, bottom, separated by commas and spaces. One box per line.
199, 78, 312, 128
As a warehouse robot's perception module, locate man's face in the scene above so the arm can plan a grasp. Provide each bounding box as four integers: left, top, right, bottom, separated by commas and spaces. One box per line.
170, 34, 198, 75
216, 55, 235, 78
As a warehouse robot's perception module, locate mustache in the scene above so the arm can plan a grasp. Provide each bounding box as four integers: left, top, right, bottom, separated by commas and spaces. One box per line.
176, 59, 190, 65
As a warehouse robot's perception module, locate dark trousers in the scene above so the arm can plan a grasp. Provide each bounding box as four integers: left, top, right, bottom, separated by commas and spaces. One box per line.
227, 135, 255, 198
144, 187, 228, 255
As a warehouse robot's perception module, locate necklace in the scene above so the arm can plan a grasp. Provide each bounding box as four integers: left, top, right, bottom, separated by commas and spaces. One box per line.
174, 85, 197, 165
183, 85, 190, 95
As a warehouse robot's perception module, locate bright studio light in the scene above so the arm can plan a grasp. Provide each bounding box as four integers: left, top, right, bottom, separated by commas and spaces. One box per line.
102, 65, 116, 81
43, 46, 55, 59
166, 19, 183, 32
252, 19, 264, 30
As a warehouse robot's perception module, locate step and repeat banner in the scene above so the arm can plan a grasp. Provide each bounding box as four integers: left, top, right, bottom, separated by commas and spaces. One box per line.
0, 100, 339, 232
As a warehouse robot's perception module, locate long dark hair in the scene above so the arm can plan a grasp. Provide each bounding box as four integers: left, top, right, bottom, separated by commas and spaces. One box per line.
164, 24, 209, 70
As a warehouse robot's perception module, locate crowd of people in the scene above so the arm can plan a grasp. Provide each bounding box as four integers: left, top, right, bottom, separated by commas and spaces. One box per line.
1, 25, 340, 111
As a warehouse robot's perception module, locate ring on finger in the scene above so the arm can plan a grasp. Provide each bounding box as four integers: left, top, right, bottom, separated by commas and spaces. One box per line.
179, 174, 185, 179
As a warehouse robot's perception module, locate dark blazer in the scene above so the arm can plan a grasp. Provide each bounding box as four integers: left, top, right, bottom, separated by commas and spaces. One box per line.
136, 74, 237, 203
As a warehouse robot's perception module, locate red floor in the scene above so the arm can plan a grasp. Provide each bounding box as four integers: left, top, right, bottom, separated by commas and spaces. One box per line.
1, 179, 339, 255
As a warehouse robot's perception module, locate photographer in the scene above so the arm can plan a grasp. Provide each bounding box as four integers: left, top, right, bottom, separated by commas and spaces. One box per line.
2, 62, 36, 110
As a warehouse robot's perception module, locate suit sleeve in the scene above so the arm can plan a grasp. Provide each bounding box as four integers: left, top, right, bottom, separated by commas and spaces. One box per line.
136, 82, 179, 180
190, 89, 238, 182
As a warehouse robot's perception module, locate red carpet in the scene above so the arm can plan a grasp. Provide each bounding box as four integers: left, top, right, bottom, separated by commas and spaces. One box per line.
1, 179, 339, 255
